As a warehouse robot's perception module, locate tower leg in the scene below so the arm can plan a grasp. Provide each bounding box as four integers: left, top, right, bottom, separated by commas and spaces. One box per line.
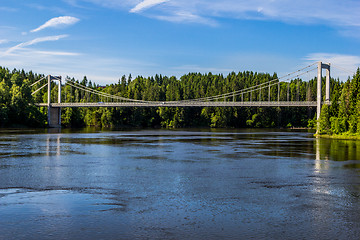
47, 75, 51, 126
325, 64, 330, 103
316, 62, 322, 134
47, 75, 62, 128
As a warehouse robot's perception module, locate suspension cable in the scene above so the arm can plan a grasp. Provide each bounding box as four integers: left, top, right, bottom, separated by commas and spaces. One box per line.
30, 76, 47, 87
331, 64, 356, 75
31, 83, 48, 95
187, 63, 318, 102
65, 79, 150, 103
226, 67, 318, 100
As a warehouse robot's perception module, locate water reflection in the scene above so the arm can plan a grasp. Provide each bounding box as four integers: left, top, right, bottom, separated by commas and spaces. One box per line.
314, 138, 330, 173
315, 137, 360, 162
46, 134, 61, 157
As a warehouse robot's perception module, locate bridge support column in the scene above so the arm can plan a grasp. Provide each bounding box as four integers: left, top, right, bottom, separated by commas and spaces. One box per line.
49, 107, 61, 128
317, 62, 322, 132
316, 62, 331, 134
47, 75, 62, 128
324, 63, 330, 103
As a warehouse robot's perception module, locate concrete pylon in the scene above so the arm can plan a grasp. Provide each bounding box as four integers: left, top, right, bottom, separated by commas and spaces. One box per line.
324, 63, 330, 103
316, 62, 331, 134
47, 75, 62, 128
317, 62, 322, 123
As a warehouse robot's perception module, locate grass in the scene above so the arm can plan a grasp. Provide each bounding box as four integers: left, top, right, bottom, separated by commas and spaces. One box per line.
315, 133, 360, 140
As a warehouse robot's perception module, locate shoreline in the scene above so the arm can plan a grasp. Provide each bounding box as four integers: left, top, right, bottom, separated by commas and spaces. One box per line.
315, 133, 360, 140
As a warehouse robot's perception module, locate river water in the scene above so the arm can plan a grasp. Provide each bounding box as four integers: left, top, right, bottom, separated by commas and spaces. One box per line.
1, 128, 360, 239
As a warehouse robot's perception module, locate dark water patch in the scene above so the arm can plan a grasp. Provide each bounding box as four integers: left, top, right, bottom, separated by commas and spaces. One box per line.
0, 152, 43, 158
133, 155, 168, 160
0, 150, 86, 159
262, 183, 312, 189
216, 153, 250, 159
95, 202, 127, 212
0, 164, 12, 169
206, 149, 221, 152
258, 150, 313, 158
0, 138, 21, 142
344, 163, 360, 169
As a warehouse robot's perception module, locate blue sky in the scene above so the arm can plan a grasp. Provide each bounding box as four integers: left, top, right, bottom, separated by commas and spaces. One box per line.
0, 0, 359, 84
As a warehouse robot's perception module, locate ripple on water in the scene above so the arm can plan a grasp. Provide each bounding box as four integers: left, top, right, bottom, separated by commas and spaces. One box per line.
0, 188, 133, 239
0, 188, 127, 212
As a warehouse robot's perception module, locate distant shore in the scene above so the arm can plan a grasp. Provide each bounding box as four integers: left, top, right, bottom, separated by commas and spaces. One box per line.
315, 133, 360, 140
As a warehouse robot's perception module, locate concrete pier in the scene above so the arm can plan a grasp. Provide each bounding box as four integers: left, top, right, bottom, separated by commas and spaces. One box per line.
316, 62, 331, 133
47, 75, 62, 128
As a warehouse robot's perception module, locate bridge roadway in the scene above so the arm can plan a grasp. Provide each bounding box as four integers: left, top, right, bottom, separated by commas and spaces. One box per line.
36, 101, 318, 108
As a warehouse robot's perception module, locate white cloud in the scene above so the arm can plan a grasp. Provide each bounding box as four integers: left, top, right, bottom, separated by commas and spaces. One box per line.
0, 45, 159, 85
67, 0, 134, 9
30, 16, 79, 33
154, 11, 218, 26
32, 50, 81, 56
172, 64, 232, 74
193, 0, 360, 27
305, 53, 360, 80
81, 0, 360, 28
3, 35, 68, 56
0, 7, 17, 12
0, 39, 8, 44
130, 0, 168, 13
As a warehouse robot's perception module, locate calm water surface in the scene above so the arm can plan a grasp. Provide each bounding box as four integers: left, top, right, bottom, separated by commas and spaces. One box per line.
1, 128, 360, 239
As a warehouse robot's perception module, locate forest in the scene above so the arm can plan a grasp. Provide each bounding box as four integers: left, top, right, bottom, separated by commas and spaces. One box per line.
318, 68, 360, 137
0, 65, 353, 132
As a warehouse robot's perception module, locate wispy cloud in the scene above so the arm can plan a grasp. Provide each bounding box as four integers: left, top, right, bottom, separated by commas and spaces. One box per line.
0, 39, 8, 44
0, 44, 159, 84
0, 7, 17, 12
84, 0, 360, 29
3, 35, 68, 56
130, 0, 168, 13
30, 16, 79, 33
32, 50, 81, 56
154, 11, 218, 26
172, 64, 232, 74
305, 53, 360, 80
71, 0, 136, 9
182, 0, 359, 27
0, 47, 84, 81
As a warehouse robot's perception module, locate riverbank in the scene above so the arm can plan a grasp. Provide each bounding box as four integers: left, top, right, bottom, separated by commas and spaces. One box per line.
315, 133, 360, 140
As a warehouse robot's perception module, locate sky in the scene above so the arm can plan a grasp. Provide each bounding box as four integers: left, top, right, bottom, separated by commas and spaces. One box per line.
0, 0, 360, 84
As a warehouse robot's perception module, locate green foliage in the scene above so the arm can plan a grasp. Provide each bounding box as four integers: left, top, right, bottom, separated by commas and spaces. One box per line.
307, 115, 317, 129
330, 117, 340, 134
101, 108, 112, 127
318, 104, 331, 134
0, 67, 45, 127
348, 115, 357, 133
318, 68, 360, 137
246, 114, 258, 127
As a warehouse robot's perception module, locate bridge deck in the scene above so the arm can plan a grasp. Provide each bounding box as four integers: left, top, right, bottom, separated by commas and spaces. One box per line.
36, 101, 318, 108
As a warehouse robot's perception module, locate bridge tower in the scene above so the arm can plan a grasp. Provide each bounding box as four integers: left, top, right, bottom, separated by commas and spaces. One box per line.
47, 75, 62, 128
317, 61, 330, 132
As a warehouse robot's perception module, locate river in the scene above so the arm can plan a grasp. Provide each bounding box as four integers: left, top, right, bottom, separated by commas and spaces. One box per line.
0, 128, 360, 239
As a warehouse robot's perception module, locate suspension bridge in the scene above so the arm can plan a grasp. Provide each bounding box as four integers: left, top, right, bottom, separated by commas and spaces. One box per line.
31, 62, 342, 128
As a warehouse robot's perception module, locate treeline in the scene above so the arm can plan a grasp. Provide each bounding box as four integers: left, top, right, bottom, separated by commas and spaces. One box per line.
318, 68, 360, 136
0, 66, 343, 129
0, 67, 46, 127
